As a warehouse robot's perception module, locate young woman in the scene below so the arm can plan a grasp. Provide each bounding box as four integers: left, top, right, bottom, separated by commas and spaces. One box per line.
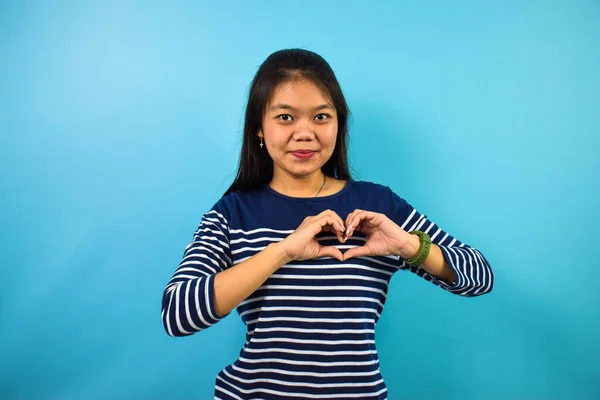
161, 48, 494, 400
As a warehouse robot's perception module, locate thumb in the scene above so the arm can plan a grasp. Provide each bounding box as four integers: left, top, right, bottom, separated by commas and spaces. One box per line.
318, 245, 344, 262
343, 246, 370, 261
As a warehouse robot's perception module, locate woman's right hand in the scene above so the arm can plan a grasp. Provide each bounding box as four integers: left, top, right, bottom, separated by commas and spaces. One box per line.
278, 210, 346, 263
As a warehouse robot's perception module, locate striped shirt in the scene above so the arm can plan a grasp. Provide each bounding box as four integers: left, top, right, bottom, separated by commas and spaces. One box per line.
161, 180, 494, 399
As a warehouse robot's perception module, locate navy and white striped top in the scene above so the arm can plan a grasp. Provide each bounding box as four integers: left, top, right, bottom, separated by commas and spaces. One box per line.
161, 180, 493, 399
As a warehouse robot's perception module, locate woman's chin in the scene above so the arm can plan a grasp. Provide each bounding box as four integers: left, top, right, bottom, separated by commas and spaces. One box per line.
284, 165, 322, 178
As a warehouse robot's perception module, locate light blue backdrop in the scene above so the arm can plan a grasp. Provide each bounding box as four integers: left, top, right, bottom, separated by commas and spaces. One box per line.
1, 1, 598, 399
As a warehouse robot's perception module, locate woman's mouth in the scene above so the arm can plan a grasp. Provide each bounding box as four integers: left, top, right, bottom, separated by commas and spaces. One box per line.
291, 150, 316, 159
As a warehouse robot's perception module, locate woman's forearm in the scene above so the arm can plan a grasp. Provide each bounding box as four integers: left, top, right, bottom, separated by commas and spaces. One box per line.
401, 234, 457, 284
213, 242, 290, 317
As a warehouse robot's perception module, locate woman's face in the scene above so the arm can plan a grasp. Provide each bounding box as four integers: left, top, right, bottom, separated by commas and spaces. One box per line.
259, 78, 338, 179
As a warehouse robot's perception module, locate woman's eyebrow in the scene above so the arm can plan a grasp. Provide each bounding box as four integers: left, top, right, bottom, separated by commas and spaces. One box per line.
269, 103, 335, 111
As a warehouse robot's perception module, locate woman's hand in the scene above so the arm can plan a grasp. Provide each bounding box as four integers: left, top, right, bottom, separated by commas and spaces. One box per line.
342, 209, 418, 261
280, 209, 347, 262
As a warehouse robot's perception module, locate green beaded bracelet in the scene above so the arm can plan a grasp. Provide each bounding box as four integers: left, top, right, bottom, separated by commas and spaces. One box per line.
406, 230, 431, 266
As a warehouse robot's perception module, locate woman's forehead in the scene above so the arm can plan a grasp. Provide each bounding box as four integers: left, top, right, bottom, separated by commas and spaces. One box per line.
268, 79, 333, 110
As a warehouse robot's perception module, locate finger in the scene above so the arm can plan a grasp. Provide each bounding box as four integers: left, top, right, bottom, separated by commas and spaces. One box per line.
345, 209, 373, 236
336, 228, 346, 243
312, 215, 331, 234
332, 218, 347, 243
348, 211, 378, 237
321, 223, 346, 243
318, 245, 344, 262
347, 210, 367, 238
313, 219, 343, 246
343, 245, 370, 261
317, 209, 344, 226
344, 209, 361, 235
327, 213, 347, 242
319, 214, 345, 235
353, 222, 363, 236
323, 210, 347, 234
316, 209, 335, 217
322, 223, 345, 242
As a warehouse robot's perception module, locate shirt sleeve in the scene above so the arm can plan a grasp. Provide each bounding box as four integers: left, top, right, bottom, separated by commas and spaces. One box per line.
389, 189, 494, 297
161, 202, 233, 337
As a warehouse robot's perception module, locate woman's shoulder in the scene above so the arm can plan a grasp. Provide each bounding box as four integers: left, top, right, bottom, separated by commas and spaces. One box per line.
208, 184, 266, 216
351, 179, 411, 209
350, 179, 396, 195
351, 179, 386, 189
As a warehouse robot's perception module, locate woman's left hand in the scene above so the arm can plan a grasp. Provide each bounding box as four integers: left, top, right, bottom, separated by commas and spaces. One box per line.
342, 209, 418, 261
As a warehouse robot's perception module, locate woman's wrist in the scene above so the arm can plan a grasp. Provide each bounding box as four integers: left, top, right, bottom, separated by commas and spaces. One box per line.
397, 232, 421, 260
269, 241, 293, 266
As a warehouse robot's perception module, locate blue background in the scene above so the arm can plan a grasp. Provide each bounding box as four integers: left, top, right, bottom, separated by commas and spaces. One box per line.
1, 1, 599, 399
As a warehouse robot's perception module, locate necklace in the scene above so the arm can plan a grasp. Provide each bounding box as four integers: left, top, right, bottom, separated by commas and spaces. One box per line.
315, 175, 327, 197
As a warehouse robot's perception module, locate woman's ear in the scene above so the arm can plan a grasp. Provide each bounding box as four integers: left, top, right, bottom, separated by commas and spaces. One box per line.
257, 129, 265, 149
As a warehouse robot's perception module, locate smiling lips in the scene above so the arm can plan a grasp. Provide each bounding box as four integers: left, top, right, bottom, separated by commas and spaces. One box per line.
291, 150, 316, 159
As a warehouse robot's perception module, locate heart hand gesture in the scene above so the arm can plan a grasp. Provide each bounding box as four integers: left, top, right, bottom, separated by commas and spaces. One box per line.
279, 209, 417, 264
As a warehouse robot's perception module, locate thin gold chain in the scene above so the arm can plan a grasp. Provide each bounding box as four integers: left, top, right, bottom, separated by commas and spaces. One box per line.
315, 175, 327, 197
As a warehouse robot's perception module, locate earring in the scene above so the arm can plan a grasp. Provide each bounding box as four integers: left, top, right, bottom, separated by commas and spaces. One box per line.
259, 137, 264, 148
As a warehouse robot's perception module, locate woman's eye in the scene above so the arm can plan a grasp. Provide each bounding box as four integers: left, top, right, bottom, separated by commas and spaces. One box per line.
277, 114, 293, 121
315, 113, 330, 121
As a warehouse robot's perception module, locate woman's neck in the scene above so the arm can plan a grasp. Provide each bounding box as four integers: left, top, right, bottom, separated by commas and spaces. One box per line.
269, 171, 327, 198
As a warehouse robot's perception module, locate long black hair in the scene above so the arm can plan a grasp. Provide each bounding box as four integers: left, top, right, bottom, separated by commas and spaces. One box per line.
223, 48, 352, 197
